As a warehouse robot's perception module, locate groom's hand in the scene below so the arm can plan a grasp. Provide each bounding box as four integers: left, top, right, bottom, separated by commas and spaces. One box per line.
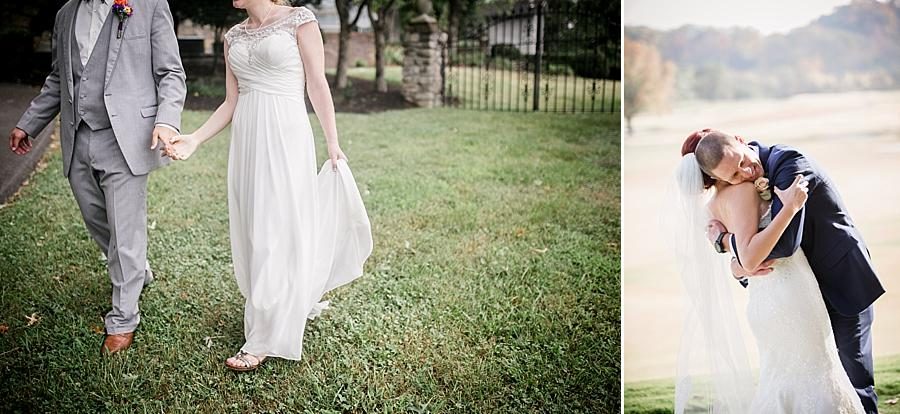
9, 128, 32, 155
151, 126, 177, 153
731, 258, 776, 279
706, 220, 727, 247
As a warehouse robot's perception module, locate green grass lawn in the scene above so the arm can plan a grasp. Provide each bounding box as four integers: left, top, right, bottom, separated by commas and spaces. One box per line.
625, 354, 900, 413
0, 109, 620, 412
326, 66, 404, 87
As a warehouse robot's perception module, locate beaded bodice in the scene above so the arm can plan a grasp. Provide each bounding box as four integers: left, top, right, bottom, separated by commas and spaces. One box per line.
224, 7, 317, 97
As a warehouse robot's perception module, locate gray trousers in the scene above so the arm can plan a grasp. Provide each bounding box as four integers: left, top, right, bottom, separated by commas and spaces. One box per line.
69, 123, 149, 334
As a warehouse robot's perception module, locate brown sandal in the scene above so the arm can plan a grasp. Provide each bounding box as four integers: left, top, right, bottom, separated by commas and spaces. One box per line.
225, 350, 267, 372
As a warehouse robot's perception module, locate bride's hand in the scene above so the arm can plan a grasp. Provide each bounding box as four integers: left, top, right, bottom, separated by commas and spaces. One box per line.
166, 134, 199, 161
774, 174, 809, 213
327, 142, 347, 171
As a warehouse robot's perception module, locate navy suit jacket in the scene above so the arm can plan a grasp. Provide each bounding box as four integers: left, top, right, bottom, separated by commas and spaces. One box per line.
748, 141, 884, 316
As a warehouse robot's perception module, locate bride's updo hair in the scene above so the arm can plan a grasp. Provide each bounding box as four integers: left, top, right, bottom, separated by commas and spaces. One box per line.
681, 129, 716, 189
271, 0, 288, 5
681, 129, 749, 189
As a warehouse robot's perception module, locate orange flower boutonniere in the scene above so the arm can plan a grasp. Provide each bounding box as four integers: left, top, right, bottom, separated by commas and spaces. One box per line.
112, 0, 134, 39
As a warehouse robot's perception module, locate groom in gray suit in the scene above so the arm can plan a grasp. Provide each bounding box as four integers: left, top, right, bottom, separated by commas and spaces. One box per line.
8, 0, 185, 354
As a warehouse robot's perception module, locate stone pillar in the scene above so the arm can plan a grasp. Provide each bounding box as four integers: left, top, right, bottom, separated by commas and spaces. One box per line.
402, 14, 446, 108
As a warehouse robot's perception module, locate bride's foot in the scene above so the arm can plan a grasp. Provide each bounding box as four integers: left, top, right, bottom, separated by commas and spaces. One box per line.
225, 350, 267, 372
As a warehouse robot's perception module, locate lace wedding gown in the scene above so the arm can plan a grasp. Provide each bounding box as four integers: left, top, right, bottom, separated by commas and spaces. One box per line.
746, 207, 863, 413
223, 7, 372, 360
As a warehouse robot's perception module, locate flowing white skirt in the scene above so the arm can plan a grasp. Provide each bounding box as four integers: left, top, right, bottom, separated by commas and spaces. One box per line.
227, 90, 372, 359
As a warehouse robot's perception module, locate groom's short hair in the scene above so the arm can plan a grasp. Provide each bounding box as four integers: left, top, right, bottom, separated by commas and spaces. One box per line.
694, 131, 736, 177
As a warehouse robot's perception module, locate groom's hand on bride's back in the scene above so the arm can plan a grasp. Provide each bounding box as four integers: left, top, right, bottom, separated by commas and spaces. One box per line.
706, 220, 727, 247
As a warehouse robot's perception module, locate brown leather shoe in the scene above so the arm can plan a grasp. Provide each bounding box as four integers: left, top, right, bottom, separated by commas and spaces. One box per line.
101, 332, 134, 355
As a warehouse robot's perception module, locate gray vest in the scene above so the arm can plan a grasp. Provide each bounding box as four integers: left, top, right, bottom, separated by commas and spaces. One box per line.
72, 9, 114, 131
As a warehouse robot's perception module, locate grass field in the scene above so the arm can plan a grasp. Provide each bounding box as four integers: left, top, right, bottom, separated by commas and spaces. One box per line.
0, 109, 619, 412
624, 355, 900, 413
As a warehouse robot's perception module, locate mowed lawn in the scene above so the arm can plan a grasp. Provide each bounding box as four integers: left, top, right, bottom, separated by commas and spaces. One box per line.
624, 354, 900, 413
0, 109, 620, 413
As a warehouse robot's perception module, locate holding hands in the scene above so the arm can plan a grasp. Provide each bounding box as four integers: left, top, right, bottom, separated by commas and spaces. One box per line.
164, 134, 200, 160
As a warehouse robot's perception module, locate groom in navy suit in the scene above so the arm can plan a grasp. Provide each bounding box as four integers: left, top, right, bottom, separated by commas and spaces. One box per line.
699, 130, 885, 413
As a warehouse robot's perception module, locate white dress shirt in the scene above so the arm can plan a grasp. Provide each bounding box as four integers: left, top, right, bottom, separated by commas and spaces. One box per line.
74, 0, 179, 134
75, 0, 111, 66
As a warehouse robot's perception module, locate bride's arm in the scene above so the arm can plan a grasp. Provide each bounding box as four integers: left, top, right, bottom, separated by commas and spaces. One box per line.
716, 177, 808, 272
296, 20, 346, 166
167, 41, 239, 159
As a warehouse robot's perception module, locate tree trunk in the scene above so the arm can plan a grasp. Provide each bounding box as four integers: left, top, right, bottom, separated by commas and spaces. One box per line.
369, 5, 388, 92
448, 0, 460, 50
335, 0, 351, 89
335, 0, 369, 89
336, 26, 350, 88
212, 26, 224, 76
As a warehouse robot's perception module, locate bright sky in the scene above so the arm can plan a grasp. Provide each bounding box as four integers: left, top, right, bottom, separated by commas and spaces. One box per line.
623, 0, 854, 34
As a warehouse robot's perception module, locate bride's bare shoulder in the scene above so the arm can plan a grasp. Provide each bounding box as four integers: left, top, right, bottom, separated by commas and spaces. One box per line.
709, 182, 757, 215
717, 182, 756, 198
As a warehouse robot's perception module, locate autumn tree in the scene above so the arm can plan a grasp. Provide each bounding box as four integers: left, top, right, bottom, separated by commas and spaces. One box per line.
623, 39, 675, 134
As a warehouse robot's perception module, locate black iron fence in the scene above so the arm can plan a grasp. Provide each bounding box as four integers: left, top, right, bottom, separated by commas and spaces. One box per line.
443, 1, 620, 113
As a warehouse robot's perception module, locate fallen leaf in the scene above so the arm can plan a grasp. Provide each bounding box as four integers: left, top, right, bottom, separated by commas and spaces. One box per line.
203, 335, 223, 348
515, 228, 526, 238
24, 313, 41, 327
0, 324, 9, 334
886, 398, 899, 405
148, 220, 157, 230
91, 325, 105, 335
53, 275, 63, 283
531, 247, 549, 254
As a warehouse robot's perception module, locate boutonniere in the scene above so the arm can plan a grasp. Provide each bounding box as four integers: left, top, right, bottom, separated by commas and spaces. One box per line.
754, 177, 772, 201
112, 0, 134, 39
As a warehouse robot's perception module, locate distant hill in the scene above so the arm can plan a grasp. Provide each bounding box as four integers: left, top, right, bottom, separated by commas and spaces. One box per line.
625, 0, 900, 100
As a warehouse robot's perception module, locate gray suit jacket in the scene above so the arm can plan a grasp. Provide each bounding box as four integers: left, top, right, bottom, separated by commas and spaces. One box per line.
17, 0, 186, 177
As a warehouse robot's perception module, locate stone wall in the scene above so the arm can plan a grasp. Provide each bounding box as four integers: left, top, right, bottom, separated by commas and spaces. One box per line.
402, 16, 446, 108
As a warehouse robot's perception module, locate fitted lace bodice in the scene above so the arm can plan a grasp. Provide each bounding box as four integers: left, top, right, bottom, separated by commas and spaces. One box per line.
224, 7, 317, 97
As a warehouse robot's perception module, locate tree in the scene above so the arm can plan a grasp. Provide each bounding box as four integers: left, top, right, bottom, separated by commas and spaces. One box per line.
367, 0, 398, 92
335, 0, 370, 89
623, 39, 675, 134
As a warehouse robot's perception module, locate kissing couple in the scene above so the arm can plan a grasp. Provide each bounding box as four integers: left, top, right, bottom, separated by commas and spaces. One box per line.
671, 129, 885, 413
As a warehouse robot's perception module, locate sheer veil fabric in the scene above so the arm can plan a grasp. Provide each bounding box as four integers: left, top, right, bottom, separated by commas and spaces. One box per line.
669, 154, 755, 413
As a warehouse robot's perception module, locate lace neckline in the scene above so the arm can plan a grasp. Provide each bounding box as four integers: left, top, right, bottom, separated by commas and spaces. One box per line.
238, 7, 301, 32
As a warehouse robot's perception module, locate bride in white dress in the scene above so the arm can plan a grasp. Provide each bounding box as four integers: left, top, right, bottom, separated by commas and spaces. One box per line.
672, 140, 863, 412
165, 0, 372, 371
